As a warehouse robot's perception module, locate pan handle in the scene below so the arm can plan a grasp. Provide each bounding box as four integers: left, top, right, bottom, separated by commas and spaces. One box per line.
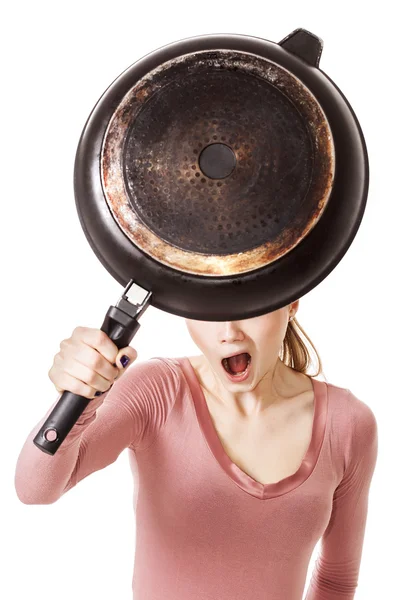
279, 28, 323, 68
33, 281, 152, 456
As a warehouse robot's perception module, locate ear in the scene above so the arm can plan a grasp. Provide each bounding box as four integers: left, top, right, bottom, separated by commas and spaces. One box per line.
290, 299, 300, 315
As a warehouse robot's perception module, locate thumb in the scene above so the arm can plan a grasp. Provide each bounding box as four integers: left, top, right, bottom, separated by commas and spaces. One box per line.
115, 346, 138, 371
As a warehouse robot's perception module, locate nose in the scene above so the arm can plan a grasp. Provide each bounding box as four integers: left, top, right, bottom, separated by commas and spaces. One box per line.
219, 322, 245, 344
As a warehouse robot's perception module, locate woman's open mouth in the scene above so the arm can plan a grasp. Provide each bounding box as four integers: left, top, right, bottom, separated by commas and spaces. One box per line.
221, 352, 252, 382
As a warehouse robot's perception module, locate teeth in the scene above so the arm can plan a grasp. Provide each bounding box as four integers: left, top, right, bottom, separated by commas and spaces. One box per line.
222, 358, 230, 371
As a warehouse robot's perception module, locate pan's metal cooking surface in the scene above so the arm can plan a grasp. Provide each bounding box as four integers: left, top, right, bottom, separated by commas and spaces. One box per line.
101, 50, 334, 276
123, 70, 312, 253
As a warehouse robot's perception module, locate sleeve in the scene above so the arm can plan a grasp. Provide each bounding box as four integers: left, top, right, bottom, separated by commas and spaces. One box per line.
305, 392, 378, 600
14, 357, 179, 505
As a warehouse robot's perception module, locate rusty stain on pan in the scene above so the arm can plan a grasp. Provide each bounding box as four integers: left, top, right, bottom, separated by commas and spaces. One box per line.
101, 50, 334, 276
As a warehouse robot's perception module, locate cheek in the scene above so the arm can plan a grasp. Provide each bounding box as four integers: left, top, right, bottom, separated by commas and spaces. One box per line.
186, 322, 211, 349
252, 319, 285, 347
253, 320, 279, 338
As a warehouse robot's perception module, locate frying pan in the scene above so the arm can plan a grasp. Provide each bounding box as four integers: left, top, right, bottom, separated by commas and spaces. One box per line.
33, 28, 369, 455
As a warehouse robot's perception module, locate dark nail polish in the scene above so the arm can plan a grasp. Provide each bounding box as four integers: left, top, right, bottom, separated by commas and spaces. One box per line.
95, 391, 102, 396
120, 355, 130, 368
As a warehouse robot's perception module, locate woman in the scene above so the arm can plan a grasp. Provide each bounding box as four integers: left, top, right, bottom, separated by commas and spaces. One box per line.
14, 300, 378, 600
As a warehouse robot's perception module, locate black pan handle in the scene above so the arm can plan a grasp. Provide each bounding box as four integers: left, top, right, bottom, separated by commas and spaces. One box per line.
33, 281, 152, 456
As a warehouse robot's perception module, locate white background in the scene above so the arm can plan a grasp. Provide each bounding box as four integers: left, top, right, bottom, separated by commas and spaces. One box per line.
2, 0, 398, 598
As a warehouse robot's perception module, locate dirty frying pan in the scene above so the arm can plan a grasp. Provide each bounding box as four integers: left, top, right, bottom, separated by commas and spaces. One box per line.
34, 28, 369, 454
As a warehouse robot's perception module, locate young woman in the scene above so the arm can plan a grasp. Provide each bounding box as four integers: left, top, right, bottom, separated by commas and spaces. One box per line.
14, 300, 378, 600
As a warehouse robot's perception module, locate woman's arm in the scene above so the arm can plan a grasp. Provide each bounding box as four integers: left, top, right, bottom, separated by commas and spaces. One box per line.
14, 389, 134, 504
14, 358, 178, 504
305, 394, 378, 599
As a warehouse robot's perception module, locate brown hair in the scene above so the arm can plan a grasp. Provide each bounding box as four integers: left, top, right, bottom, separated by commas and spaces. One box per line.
280, 316, 326, 380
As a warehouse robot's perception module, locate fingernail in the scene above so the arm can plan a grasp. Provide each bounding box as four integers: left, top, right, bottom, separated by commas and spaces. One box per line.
120, 355, 130, 368
95, 391, 102, 396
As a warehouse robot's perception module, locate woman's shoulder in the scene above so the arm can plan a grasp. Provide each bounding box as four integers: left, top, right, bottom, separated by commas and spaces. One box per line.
322, 378, 378, 439
120, 355, 185, 395
318, 380, 378, 478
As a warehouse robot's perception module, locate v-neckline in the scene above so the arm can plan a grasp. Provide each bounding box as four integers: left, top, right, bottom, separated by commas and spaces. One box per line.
177, 356, 328, 500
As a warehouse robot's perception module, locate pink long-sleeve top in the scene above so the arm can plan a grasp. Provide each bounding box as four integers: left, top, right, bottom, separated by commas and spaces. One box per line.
15, 356, 378, 599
